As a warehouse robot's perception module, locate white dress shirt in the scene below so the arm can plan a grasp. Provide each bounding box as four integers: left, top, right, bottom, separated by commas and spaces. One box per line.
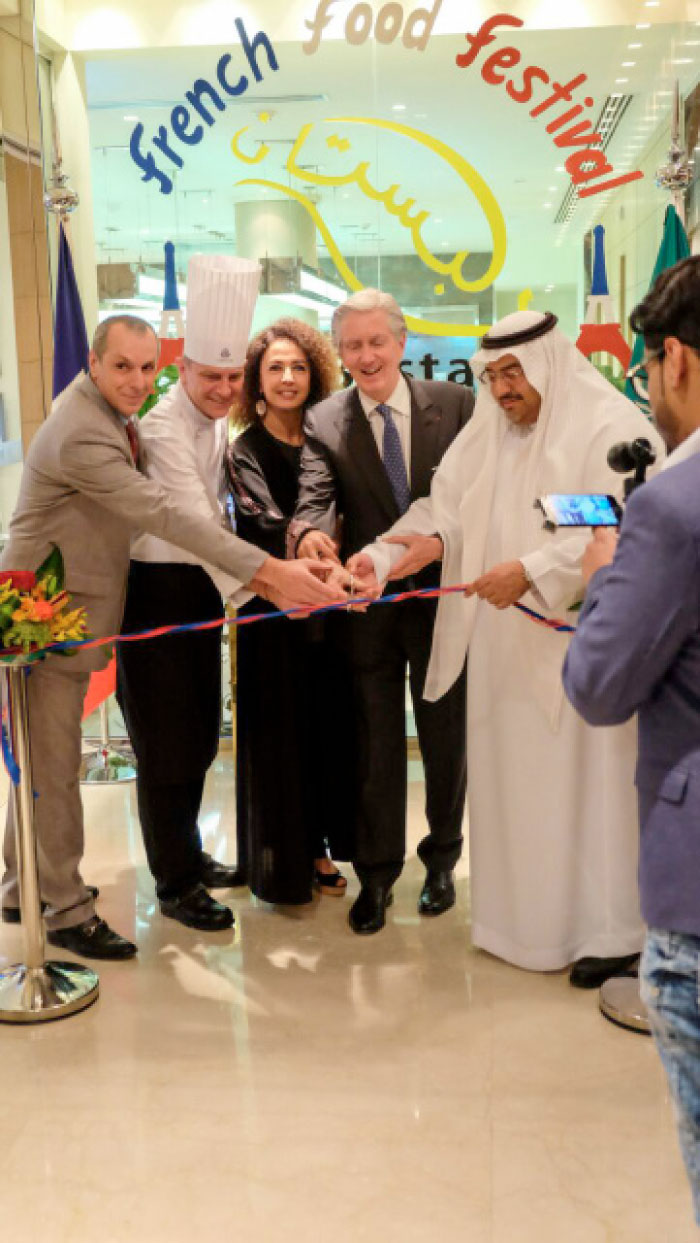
131, 380, 250, 604
357, 372, 412, 480
662, 425, 700, 469
358, 373, 417, 583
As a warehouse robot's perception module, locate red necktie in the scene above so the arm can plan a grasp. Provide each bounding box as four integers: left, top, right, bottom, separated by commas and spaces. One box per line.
125, 418, 140, 467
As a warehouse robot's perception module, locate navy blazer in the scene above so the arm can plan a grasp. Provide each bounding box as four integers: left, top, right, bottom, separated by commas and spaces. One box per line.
563, 453, 700, 937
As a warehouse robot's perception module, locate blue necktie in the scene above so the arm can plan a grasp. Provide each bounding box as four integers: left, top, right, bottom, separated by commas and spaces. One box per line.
377, 403, 410, 514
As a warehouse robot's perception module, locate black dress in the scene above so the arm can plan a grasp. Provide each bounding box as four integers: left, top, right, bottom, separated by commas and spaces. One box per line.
227, 421, 355, 904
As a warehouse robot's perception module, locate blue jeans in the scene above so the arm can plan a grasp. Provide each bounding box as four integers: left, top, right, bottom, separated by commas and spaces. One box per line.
641, 928, 700, 1224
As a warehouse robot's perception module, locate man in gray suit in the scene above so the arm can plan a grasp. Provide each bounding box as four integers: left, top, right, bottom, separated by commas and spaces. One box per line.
292, 289, 473, 934
0, 315, 343, 959
563, 256, 700, 1223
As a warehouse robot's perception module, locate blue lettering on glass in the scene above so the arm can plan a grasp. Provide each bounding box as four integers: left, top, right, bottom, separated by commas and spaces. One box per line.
129, 18, 279, 196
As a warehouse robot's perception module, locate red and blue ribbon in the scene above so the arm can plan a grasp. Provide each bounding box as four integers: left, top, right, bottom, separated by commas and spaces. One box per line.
0, 585, 575, 782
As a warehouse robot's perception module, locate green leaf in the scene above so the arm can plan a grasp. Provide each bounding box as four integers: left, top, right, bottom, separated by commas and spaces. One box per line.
35, 546, 65, 592
137, 364, 180, 419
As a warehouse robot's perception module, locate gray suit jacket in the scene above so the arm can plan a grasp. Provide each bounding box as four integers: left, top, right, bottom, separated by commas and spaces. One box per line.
294, 377, 474, 576
563, 454, 700, 937
2, 374, 266, 672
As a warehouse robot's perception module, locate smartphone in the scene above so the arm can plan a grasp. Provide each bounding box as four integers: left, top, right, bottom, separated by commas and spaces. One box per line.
536, 493, 622, 530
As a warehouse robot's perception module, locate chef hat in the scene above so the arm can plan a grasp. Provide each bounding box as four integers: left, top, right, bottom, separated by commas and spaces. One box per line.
184, 254, 261, 367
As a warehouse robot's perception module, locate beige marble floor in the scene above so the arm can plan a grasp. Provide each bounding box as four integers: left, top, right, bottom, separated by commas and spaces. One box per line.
0, 754, 696, 1243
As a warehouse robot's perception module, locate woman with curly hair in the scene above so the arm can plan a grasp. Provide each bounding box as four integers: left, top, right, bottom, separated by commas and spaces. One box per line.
226, 318, 355, 905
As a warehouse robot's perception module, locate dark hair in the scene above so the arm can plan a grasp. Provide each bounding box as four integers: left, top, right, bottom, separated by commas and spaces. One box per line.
629, 255, 700, 354
236, 318, 339, 428
92, 315, 157, 359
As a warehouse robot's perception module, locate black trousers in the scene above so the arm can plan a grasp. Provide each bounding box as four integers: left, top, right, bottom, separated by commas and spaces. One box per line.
344, 594, 467, 889
117, 561, 224, 900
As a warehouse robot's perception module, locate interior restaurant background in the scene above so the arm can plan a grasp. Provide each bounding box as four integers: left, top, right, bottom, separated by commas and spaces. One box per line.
0, 0, 698, 521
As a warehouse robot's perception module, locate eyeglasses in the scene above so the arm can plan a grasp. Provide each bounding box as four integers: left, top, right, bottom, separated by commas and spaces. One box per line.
626, 349, 665, 401
477, 362, 526, 386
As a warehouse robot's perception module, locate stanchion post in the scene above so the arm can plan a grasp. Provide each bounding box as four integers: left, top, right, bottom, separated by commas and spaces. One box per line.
599, 972, 651, 1035
0, 662, 99, 1023
9, 666, 45, 971
79, 694, 136, 784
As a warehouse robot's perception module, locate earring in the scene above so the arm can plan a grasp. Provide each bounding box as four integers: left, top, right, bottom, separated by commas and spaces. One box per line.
255, 397, 267, 417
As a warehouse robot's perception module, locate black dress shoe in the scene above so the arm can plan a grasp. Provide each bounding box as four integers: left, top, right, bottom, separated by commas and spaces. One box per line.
348, 886, 394, 935
47, 915, 137, 960
3, 885, 101, 925
418, 870, 456, 917
160, 883, 234, 931
569, 953, 640, 989
200, 852, 246, 890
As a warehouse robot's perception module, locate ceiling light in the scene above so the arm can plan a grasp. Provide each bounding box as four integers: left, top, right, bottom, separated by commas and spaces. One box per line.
392, 104, 406, 111
636, 22, 651, 28
123, 115, 139, 121
621, 61, 636, 67
671, 58, 693, 64
615, 78, 629, 84
627, 42, 642, 48
543, 202, 552, 208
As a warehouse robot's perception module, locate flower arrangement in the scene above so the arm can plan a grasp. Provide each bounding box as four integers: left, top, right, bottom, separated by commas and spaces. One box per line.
0, 548, 90, 656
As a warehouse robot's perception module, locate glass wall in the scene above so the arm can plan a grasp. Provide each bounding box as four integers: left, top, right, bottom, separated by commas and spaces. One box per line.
8, 0, 699, 464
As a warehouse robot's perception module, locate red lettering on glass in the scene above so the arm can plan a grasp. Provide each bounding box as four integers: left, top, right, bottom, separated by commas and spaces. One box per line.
456, 15, 643, 198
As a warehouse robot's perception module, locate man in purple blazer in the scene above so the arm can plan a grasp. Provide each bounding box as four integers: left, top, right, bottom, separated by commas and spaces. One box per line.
563, 256, 700, 1224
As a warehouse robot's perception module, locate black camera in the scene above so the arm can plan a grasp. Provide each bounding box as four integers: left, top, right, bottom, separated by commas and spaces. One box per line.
607, 437, 656, 500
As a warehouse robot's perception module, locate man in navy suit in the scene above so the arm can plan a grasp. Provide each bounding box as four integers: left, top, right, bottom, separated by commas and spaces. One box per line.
563, 256, 700, 1224
293, 289, 473, 934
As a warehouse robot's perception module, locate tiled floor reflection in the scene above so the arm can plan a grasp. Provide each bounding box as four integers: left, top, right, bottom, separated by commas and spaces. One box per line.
0, 754, 696, 1242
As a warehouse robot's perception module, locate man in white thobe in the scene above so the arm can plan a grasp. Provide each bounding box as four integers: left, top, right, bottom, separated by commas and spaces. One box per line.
352, 310, 664, 985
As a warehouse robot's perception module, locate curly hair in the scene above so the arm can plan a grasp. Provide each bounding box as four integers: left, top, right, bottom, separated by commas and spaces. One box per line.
629, 255, 700, 355
235, 318, 340, 428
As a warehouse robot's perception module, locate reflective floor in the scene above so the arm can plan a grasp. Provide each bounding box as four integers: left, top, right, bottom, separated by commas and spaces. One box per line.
0, 754, 696, 1242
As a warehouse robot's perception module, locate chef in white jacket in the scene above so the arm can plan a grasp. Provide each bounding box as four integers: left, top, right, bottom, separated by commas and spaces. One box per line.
353, 310, 664, 986
117, 255, 260, 933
